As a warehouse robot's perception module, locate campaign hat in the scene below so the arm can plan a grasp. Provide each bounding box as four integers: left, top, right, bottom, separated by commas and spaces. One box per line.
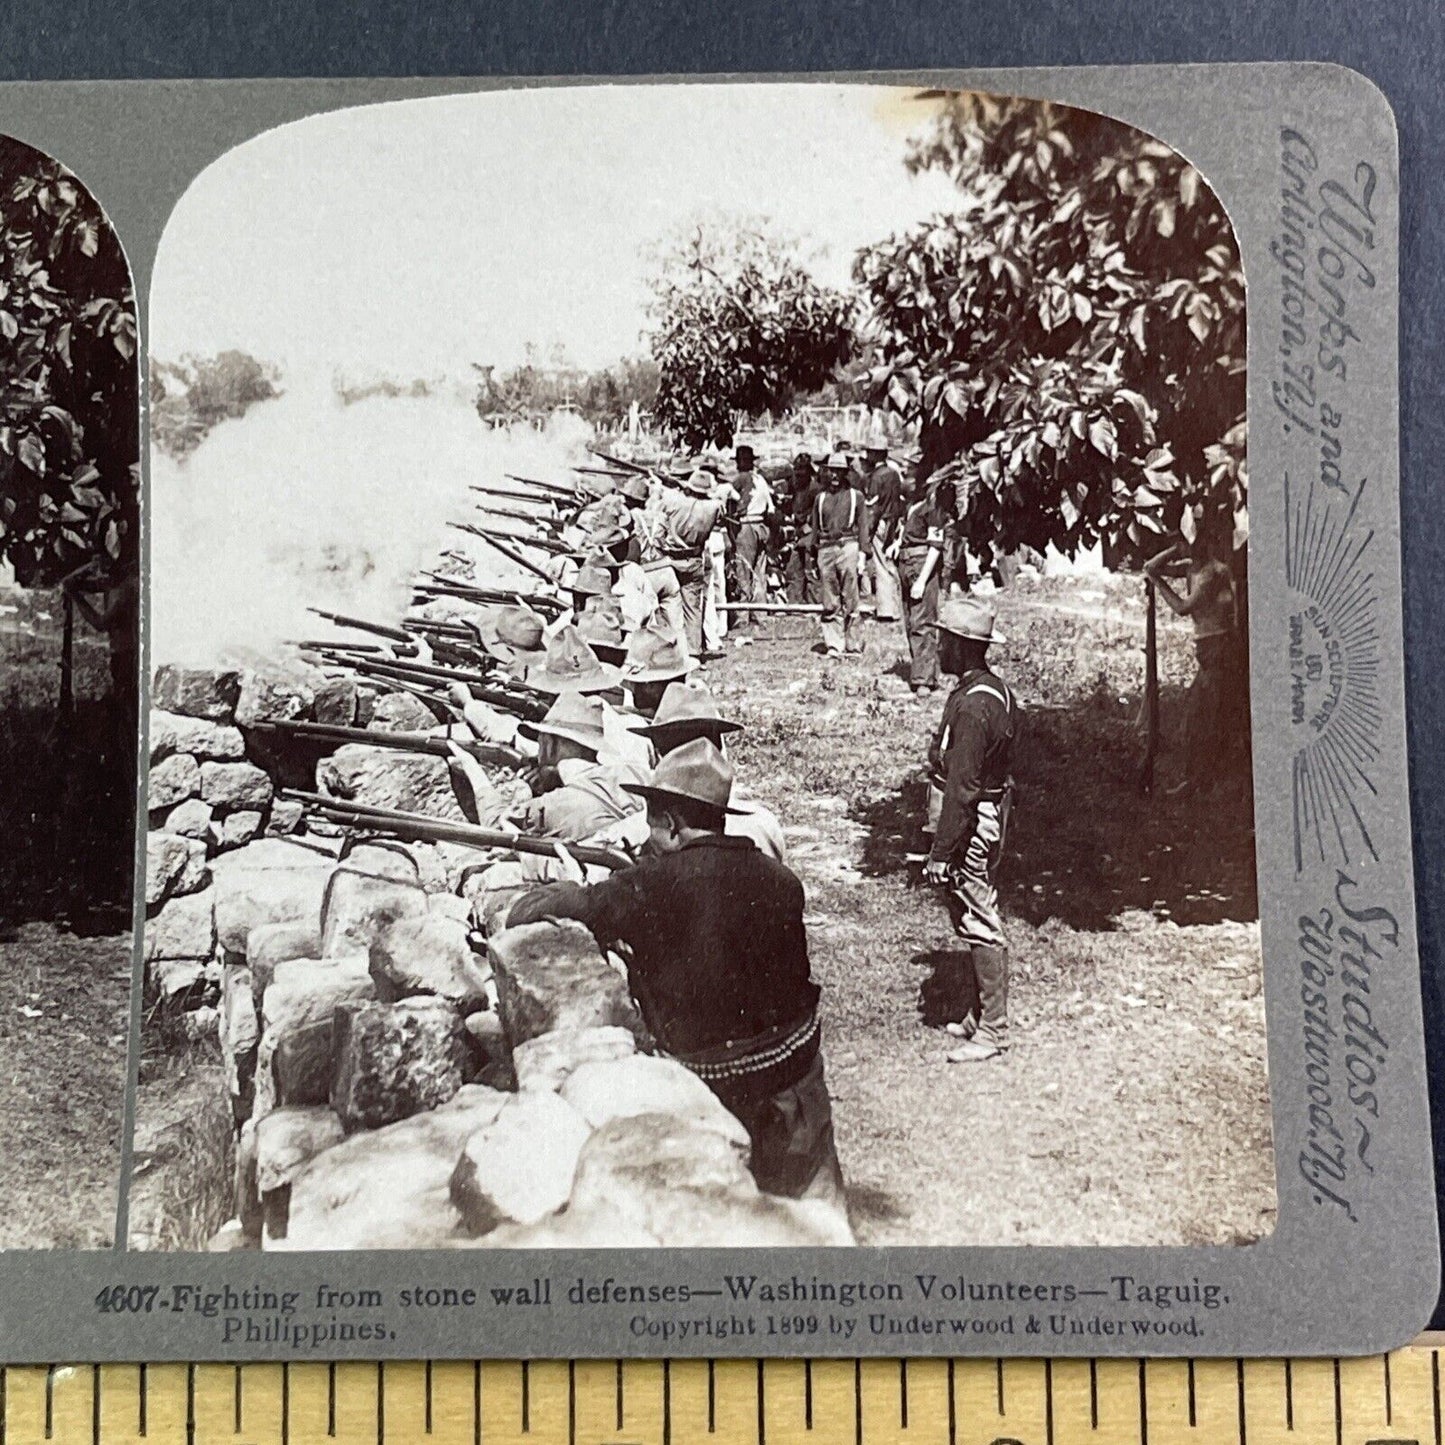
516, 688, 607, 751
930, 596, 1005, 644
634, 681, 743, 742
622, 736, 744, 815
516, 625, 623, 694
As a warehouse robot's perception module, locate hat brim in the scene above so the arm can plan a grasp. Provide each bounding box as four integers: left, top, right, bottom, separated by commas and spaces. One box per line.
481, 637, 545, 664
621, 781, 745, 816
927, 623, 1005, 644
635, 716, 743, 741
623, 658, 701, 685
516, 721, 606, 750
518, 660, 624, 695
585, 642, 627, 665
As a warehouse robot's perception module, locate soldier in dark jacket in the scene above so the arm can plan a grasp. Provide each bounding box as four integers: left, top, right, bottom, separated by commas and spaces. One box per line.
923, 597, 1019, 1062
508, 738, 844, 1203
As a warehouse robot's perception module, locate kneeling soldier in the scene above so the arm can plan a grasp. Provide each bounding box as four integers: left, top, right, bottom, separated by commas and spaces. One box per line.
507, 738, 845, 1204
924, 598, 1019, 1063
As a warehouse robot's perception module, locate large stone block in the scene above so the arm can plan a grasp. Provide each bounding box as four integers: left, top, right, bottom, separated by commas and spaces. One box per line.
330, 997, 467, 1132
320, 857, 428, 958
317, 743, 466, 822
234, 661, 323, 728
200, 761, 274, 812
235, 1118, 262, 1244
369, 913, 490, 1013
368, 691, 440, 732
463, 861, 531, 936
212, 839, 336, 955
146, 831, 210, 907
145, 888, 216, 962
152, 664, 241, 722
488, 921, 640, 1049
560, 1055, 748, 1154
149, 753, 201, 810
449, 1091, 592, 1235
257, 957, 374, 1111
512, 1026, 637, 1094
219, 809, 265, 850
149, 709, 246, 763
255, 1106, 345, 1194
162, 797, 214, 842
312, 675, 358, 726
246, 919, 323, 996
264, 798, 306, 837
569, 1114, 852, 1247
271, 1085, 508, 1250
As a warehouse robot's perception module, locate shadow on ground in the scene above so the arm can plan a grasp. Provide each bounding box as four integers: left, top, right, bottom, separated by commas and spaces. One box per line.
852, 687, 1257, 932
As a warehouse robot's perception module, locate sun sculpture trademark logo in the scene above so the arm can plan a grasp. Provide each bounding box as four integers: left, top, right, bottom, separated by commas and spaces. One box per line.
1285, 472, 1382, 872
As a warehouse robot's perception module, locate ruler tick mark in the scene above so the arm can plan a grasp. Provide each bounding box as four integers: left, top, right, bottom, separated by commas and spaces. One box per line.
997, 1358, 1005, 1415
663, 1358, 672, 1445
233, 1363, 242, 1435
1187, 1359, 1196, 1428
139, 1361, 147, 1437
1433, 1349, 1442, 1445
947, 1359, 956, 1445
326, 1361, 334, 1438
756, 1359, 765, 1445
91, 1365, 99, 1445
185, 1362, 195, 1445
804, 1359, 813, 1430
1045, 1359, 1054, 1445
567, 1361, 575, 1445
615, 1359, 623, 1432
1138, 1361, 1148, 1445
900, 1359, 908, 1431
281, 1362, 290, 1445
44, 1363, 53, 1440
1285, 1358, 1294, 1430
472, 1361, 481, 1445
522, 1360, 530, 1433
1236, 1359, 1246, 1445
853, 1359, 862, 1445
1089, 1359, 1098, 1430
1384, 1350, 1392, 1423
1332, 1359, 1342, 1445
426, 1359, 433, 1434
707, 1359, 716, 1434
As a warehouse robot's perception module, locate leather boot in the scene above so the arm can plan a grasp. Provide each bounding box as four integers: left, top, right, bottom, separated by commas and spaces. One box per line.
948, 945, 1008, 1062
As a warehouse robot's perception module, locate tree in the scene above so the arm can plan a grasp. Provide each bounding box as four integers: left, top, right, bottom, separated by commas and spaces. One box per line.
854, 93, 1246, 563
151, 350, 281, 458
646, 219, 856, 450
0, 138, 137, 587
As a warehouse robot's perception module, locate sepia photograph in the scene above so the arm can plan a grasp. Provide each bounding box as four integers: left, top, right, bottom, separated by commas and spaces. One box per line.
0, 136, 137, 1248
134, 82, 1271, 1254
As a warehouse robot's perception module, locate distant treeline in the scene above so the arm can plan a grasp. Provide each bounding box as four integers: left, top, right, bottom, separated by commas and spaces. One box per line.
150, 351, 282, 459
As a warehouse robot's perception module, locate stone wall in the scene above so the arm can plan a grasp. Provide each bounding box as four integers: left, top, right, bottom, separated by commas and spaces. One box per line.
143, 662, 852, 1250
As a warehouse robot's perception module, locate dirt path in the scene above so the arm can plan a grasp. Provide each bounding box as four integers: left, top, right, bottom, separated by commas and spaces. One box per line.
0, 924, 130, 1248
710, 574, 1275, 1248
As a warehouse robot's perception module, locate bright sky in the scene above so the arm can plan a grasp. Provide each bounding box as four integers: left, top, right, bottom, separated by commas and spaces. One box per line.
151, 83, 961, 379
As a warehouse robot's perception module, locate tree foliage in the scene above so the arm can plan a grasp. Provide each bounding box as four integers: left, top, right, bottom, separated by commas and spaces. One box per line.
151, 350, 282, 459
854, 93, 1246, 562
474, 347, 658, 429
648, 222, 855, 450
0, 139, 137, 586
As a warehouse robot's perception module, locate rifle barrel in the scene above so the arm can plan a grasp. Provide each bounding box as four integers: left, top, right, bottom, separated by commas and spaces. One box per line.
414, 575, 564, 614
306, 607, 415, 645
450, 523, 555, 583
284, 788, 632, 869
503, 473, 578, 500
588, 447, 652, 477
255, 720, 525, 770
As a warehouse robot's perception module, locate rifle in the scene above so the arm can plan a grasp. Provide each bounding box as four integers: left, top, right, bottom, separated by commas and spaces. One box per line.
284, 788, 634, 870
588, 447, 652, 477
253, 720, 526, 771
503, 473, 580, 500
306, 607, 416, 648
458, 522, 570, 557
470, 483, 560, 507
354, 656, 549, 721
447, 524, 555, 584
415, 571, 565, 614
476, 502, 566, 529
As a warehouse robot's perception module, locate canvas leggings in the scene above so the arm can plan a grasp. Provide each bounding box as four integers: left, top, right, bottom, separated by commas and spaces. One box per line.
869, 533, 902, 621
817, 539, 861, 654
641, 561, 686, 642
896, 545, 940, 687
945, 797, 1010, 1034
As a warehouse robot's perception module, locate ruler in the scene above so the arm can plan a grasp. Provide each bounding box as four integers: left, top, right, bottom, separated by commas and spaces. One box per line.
0, 1348, 1441, 1445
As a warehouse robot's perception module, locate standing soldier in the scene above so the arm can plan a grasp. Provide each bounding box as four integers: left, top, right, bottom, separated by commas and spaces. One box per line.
813, 452, 869, 658
729, 442, 774, 629
640, 463, 726, 658
890, 466, 949, 694
861, 431, 903, 624
923, 598, 1019, 1063
783, 452, 819, 604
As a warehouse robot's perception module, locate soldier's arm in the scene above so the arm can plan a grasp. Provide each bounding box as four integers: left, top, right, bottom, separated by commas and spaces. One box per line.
929, 707, 990, 862
505, 863, 646, 949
